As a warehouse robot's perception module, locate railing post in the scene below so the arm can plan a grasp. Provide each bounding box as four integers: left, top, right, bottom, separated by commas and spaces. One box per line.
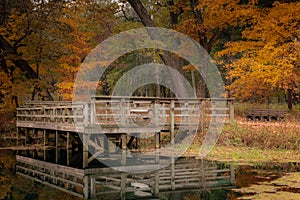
230, 165, 235, 185
201, 99, 205, 133
170, 100, 175, 145
211, 99, 216, 124
154, 98, 159, 127
120, 98, 125, 127
90, 97, 95, 125
229, 99, 234, 121
83, 103, 89, 127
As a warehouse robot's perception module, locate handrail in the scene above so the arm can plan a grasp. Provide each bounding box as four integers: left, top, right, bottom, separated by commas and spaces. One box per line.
17, 96, 234, 130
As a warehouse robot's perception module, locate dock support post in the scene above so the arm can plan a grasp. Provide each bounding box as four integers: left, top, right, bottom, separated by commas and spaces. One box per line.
154, 170, 159, 197
90, 176, 96, 199
43, 129, 49, 161
25, 128, 29, 146
121, 134, 127, 165
103, 134, 109, 157
120, 173, 126, 200
83, 176, 89, 200
230, 165, 235, 185
171, 157, 175, 190
83, 133, 89, 168
16, 127, 19, 154
67, 132, 72, 166
135, 133, 140, 152
55, 130, 60, 163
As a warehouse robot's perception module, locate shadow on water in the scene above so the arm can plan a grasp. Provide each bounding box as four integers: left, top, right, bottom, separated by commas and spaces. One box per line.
1, 150, 300, 200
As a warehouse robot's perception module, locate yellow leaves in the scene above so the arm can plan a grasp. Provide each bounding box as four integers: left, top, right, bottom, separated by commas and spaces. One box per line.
241, 2, 300, 44
0, 72, 12, 96
217, 1, 300, 101
54, 0, 105, 100
182, 64, 196, 71
56, 82, 74, 101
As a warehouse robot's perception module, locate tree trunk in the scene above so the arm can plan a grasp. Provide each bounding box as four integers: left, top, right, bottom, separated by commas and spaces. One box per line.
197, 74, 206, 98
0, 34, 53, 100
0, 35, 38, 79
189, 0, 222, 98
127, 0, 190, 98
287, 89, 293, 110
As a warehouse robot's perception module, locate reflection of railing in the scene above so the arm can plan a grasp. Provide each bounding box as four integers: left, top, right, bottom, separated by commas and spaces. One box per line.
16, 155, 235, 200
17, 96, 234, 132
16, 155, 85, 198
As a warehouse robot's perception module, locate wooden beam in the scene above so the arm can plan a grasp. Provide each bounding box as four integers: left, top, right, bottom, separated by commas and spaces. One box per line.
90, 177, 96, 199
83, 176, 89, 200
82, 133, 89, 168
154, 170, 159, 197
120, 174, 126, 200
170, 100, 175, 145
55, 130, 60, 163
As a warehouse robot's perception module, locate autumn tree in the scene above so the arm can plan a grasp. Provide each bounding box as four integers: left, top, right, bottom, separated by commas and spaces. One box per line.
0, 0, 117, 106
0, 0, 85, 107
0, 0, 43, 108
124, 0, 261, 98
217, 1, 300, 110
55, 0, 117, 100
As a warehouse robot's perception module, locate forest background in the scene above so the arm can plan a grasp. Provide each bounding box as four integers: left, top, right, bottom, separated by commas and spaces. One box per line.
0, 0, 299, 115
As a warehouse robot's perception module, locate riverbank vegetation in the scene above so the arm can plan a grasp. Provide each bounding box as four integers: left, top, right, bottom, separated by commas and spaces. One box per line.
187, 103, 300, 163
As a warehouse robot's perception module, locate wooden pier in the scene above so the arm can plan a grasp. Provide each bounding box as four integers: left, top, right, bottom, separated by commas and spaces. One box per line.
15, 96, 234, 199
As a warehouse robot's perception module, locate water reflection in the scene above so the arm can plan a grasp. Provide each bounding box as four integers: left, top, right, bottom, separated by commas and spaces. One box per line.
16, 154, 235, 199
10, 151, 300, 200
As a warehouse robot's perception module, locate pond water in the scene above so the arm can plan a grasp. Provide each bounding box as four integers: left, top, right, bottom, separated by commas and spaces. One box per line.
1, 151, 300, 200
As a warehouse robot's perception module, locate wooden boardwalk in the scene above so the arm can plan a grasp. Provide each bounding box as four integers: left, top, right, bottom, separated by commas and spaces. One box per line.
16, 96, 233, 168
15, 96, 234, 199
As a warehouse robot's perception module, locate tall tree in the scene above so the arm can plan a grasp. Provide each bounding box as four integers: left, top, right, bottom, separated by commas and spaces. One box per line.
217, 2, 300, 109
55, 0, 116, 100
127, 0, 192, 98
126, 0, 258, 97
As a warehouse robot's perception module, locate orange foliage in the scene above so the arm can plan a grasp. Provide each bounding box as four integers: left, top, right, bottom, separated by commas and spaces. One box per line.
217, 2, 300, 101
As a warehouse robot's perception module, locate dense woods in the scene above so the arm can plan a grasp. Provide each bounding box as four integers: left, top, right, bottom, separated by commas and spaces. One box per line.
0, 0, 299, 111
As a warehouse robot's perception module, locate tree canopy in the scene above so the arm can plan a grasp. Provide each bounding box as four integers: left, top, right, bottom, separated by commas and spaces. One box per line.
0, 0, 299, 110
217, 1, 300, 109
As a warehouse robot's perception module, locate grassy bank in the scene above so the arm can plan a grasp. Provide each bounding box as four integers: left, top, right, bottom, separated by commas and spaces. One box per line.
187, 115, 300, 163
219, 119, 300, 150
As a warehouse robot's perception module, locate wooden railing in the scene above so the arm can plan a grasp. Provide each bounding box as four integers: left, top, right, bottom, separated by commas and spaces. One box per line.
17, 96, 234, 132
